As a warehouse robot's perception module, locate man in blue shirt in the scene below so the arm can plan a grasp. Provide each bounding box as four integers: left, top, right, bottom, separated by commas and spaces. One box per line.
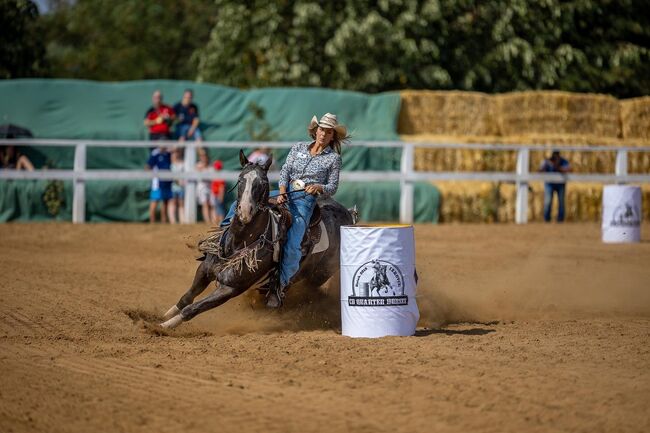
173, 89, 202, 142
146, 147, 173, 223
539, 150, 571, 222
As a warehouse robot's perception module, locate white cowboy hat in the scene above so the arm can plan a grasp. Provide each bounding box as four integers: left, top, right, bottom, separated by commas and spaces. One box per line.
309, 113, 347, 138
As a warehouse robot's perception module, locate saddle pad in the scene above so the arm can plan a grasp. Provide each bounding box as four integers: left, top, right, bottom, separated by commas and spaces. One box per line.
312, 220, 329, 254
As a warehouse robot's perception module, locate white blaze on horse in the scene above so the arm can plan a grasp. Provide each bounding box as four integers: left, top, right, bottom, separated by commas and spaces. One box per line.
161, 150, 356, 329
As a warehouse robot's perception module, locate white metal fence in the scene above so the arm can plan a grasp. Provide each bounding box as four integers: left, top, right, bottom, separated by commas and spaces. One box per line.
1, 139, 649, 224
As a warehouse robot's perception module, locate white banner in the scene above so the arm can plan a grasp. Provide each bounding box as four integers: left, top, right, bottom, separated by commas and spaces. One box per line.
340, 225, 419, 338
602, 185, 642, 243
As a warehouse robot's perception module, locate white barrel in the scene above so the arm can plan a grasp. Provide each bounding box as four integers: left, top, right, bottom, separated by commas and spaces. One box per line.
340, 225, 419, 338
602, 185, 642, 243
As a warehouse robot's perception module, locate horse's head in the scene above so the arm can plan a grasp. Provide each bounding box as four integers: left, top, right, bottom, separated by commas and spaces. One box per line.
236, 149, 273, 224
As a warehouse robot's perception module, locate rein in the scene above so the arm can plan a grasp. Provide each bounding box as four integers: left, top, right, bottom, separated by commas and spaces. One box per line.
209, 206, 286, 275
210, 168, 303, 273
228, 179, 306, 199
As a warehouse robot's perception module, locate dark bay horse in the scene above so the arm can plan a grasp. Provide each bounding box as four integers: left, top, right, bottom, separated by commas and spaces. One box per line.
160, 150, 355, 329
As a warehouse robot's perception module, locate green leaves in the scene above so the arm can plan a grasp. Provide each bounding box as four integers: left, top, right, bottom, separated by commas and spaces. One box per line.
41, 0, 218, 81
0, 0, 47, 79
5, 0, 649, 97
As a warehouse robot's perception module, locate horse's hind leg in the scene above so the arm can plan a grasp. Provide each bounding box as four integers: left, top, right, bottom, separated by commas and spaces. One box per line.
162, 261, 212, 320
161, 283, 243, 328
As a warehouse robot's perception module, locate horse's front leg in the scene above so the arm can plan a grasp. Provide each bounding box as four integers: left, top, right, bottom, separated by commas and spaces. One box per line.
162, 260, 213, 320
160, 282, 244, 329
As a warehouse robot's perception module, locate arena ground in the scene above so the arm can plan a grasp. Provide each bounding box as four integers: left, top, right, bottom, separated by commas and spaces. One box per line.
1, 222, 649, 433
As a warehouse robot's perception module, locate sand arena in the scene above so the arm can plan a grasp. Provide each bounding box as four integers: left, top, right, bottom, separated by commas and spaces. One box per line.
1, 223, 649, 433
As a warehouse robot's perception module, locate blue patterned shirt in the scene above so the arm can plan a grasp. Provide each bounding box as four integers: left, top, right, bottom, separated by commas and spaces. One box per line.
279, 142, 342, 198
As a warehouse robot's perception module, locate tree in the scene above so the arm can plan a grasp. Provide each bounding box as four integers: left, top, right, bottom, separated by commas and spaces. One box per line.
194, 0, 650, 97
42, 0, 218, 81
0, 0, 47, 79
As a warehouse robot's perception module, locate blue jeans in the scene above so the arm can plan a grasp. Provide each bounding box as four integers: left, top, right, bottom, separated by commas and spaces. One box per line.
221, 188, 317, 286
176, 124, 202, 140
543, 183, 566, 222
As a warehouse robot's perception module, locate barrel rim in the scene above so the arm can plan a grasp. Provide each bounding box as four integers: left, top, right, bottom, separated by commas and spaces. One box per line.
342, 224, 413, 228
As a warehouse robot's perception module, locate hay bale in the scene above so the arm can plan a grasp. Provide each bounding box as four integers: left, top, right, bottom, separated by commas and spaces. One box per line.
433, 181, 650, 223
496, 91, 621, 138
406, 133, 650, 175
621, 96, 650, 140
398, 90, 498, 136
629, 142, 650, 174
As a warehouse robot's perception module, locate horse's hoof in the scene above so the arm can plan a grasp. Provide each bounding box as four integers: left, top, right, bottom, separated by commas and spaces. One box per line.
160, 314, 183, 329
163, 305, 180, 320
266, 293, 281, 309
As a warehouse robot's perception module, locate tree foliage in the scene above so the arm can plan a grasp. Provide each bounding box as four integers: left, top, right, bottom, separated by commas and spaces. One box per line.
3, 0, 649, 97
0, 0, 47, 79
195, 0, 650, 97
41, 0, 218, 80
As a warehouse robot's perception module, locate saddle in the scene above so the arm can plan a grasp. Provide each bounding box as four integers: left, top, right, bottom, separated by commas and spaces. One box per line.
302, 205, 327, 256
268, 202, 327, 260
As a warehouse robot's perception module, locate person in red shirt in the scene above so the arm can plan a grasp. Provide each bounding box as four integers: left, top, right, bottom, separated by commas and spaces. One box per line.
210, 159, 226, 224
143, 90, 175, 140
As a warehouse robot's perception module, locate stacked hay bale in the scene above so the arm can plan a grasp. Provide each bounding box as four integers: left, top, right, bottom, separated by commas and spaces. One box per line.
495, 91, 622, 138
398, 90, 498, 136
621, 96, 650, 140
435, 181, 650, 223
400, 91, 508, 174
408, 134, 625, 174
401, 89, 650, 223
621, 97, 650, 174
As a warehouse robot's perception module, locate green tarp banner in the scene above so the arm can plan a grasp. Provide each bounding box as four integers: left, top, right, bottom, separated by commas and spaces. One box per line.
0, 79, 440, 223
0, 79, 400, 141
0, 180, 439, 224
0, 79, 401, 170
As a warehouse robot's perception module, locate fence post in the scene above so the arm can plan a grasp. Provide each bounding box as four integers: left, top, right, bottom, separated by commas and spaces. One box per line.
515, 147, 529, 224
72, 143, 86, 223
184, 143, 197, 224
615, 149, 628, 184
399, 142, 415, 224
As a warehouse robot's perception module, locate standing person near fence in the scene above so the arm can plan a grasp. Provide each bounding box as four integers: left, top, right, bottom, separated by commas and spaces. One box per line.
196, 148, 214, 224
146, 147, 173, 223
144, 90, 175, 141
539, 150, 572, 222
168, 147, 185, 224
210, 159, 226, 225
173, 90, 202, 143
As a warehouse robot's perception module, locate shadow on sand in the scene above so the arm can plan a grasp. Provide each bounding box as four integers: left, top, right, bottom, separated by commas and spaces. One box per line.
415, 327, 496, 337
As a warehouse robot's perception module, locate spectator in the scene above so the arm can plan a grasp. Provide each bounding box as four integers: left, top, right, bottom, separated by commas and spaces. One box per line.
173, 89, 202, 142
0, 145, 34, 170
247, 147, 272, 166
144, 90, 175, 141
196, 148, 214, 224
168, 147, 185, 224
211, 159, 226, 225
146, 146, 173, 223
539, 150, 571, 222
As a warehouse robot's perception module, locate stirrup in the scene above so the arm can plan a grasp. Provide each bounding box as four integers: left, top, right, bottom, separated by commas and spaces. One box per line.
266, 276, 286, 307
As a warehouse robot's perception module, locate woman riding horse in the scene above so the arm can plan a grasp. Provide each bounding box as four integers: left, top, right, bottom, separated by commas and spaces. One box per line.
221, 113, 348, 307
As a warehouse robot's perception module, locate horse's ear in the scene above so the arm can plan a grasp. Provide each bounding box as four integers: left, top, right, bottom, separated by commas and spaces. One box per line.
262, 155, 273, 171
239, 149, 249, 168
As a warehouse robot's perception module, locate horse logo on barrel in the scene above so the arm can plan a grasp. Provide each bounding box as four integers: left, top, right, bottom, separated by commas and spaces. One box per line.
611, 202, 641, 227
349, 259, 407, 307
